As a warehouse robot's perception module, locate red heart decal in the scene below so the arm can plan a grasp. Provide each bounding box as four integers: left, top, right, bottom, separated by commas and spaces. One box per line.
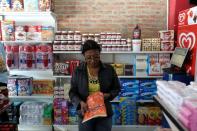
179, 13, 186, 23
179, 32, 196, 50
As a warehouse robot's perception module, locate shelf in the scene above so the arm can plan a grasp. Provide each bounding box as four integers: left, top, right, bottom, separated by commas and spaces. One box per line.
0, 11, 56, 18
153, 96, 188, 131
2, 41, 53, 44
9, 69, 54, 80
9, 95, 53, 99
118, 75, 163, 78
18, 124, 52, 131
53, 75, 163, 79
110, 100, 154, 103
0, 102, 11, 115
53, 125, 157, 131
53, 51, 174, 54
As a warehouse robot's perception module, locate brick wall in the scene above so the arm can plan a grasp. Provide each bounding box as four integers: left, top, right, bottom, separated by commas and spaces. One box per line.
54, 0, 167, 38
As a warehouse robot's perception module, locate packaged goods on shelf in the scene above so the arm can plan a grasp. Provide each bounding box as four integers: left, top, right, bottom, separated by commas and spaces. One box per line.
148, 54, 161, 76
39, 0, 54, 12
68, 102, 78, 125
36, 44, 53, 69
151, 38, 161, 51
124, 64, 134, 76
159, 30, 174, 41
7, 75, 33, 96
53, 98, 69, 125
112, 103, 121, 125
0, 51, 7, 72
159, 54, 170, 74
26, 25, 41, 41
15, 26, 26, 41
11, 0, 24, 12
5, 45, 19, 69
41, 26, 54, 41
139, 79, 157, 100
24, 0, 39, 12
142, 38, 152, 51
19, 101, 52, 125
54, 78, 70, 99
111, 64, 124, 76
33, 79, 53, 95
0, 0, 11, 12
1, 20, 15, 41
160, 41, 174, 51
137, 106, 162, 125
0, 124, 17, 131
120, 97, 137, 125
120, 79, 139, 97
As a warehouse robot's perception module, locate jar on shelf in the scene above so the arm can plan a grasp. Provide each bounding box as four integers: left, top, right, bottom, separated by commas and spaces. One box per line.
100, 32, 106, 39
107, 45, 112, 52
102, 45, 107, 51
88, 34, 94, 40
106, 39, 112, 45
55, 31, 62, 41
74, 31, 81, 41
53, 41, 61, 51
116, 39, 121, 45
106, 32, 112, 39
94, 34, 100, 42
68, 31, 74, 41
82, 34, 88, 42
116, 33, 121, 39
75, 41, 82, 51
121, 39, 127, 45
61, 41, 68, 51
67, 41, 75, 51
111, 33, 116, 39
61, 31, 68, 41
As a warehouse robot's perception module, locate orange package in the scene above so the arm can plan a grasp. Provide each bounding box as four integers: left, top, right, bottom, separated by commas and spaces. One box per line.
82, 92, 107, 123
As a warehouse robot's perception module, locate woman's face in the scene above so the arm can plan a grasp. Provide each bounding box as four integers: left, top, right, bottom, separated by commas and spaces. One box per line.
84, 49, 100, 68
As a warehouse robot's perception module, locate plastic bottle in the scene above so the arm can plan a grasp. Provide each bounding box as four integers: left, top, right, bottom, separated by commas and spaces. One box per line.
132, 24, 141, 39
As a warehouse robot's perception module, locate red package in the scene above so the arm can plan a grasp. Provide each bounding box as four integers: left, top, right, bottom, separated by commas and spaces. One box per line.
83, 92, 107, 123
69, 60, 80, 75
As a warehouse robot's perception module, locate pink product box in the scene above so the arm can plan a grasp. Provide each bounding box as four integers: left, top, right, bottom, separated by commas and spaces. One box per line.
160, 41, 174, 51
159, 30, 174, 41
178, 114, 190, 129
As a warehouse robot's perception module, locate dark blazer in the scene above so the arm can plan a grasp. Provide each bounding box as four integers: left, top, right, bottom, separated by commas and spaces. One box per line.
69, 61, 120, 117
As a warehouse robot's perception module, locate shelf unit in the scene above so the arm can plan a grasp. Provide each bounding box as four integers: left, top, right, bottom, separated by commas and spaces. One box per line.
2, 41, 53, 44
53, 125, 157, 131
53, 51, 174, 54
53, 75, 163, 79
0, 11, 57, 130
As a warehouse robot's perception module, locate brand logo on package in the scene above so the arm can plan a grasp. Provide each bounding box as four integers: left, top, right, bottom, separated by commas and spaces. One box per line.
179, 32, 196, 50
179, 13, 186, 23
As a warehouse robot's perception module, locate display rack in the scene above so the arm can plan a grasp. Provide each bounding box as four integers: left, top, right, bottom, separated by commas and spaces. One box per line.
153, 96, 188, 131
0, 11, 57, 131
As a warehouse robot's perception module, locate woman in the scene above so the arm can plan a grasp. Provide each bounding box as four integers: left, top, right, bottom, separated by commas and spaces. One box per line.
69, 40, 120, 131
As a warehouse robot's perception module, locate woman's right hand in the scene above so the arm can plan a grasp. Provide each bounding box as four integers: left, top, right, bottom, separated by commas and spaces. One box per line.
80, 101, 88, 115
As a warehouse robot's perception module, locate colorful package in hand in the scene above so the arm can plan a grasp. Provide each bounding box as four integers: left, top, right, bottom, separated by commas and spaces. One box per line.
83, 92, 107, 123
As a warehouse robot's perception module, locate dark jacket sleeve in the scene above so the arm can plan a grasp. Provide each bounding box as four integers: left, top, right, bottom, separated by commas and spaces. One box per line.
109, 66, 121, 101
69, 69, 82, 109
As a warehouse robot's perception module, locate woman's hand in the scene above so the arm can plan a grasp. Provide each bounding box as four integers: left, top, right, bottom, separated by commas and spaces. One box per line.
80, 101, 88, 115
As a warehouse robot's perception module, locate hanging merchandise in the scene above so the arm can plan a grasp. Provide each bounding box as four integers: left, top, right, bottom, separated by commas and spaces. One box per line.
132, 24, 141, 39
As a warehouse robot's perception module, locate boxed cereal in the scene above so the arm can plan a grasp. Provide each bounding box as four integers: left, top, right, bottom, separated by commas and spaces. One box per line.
15, 25, 26, 41
0, 0, 11, 12
39, 0, 54, 12
41, 26, 54, 41
33, 79, 53, 95
1, 20, 15, 41
11, 0, 24, 11
24, 0, 39, 12
159, 54, 171, 74
148, 54, 161, 75
26, 25, 41, 41
159, 30, 174, 41
161, 41, 174, 51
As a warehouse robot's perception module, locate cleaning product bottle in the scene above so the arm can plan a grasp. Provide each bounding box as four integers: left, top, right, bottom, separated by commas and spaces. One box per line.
133, 24, 141, 39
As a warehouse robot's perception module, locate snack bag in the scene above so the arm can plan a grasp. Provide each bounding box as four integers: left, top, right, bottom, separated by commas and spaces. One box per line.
82, 92, 107, 123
